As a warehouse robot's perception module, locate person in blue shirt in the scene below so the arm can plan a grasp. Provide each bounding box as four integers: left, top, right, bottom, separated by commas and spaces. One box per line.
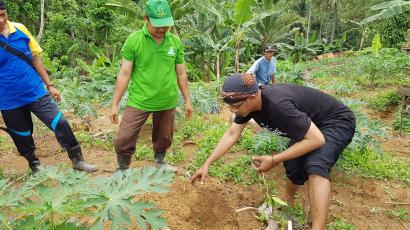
0, 0, 97, 173
246, 44, 277, 85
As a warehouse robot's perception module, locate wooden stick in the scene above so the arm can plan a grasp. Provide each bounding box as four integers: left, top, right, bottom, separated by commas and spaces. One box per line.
386, 202, 410, 205
235, 207, 258, 213
399, 218, 409, 230
288, 220, 293, 230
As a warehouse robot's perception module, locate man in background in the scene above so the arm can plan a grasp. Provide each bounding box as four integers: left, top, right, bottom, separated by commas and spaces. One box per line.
247, 44, 277, 85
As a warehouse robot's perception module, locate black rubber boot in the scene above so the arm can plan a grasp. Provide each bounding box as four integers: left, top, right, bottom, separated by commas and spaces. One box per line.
154, 152, 177, 173
154, 152, 166, 165
67, 145, 98, 173
116, 154, 131, 170
22, 153, 41, 173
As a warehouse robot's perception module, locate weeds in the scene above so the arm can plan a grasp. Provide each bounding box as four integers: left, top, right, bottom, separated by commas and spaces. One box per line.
367, 90, 401, 112
327, 218, 357, 230
393, 107, 410, 134
385, 208, 409, 220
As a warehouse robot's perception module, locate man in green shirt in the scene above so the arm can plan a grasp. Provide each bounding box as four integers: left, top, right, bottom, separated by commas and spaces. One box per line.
110, 0, 192, 172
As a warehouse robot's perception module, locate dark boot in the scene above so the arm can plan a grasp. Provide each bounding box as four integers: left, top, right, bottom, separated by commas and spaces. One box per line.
154, 152, 177, 173
22, 153, 41, 173
67, 145, 98, 173
116, 154, 131, 170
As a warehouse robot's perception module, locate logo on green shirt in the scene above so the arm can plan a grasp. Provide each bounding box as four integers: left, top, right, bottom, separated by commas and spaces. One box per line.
168, 47, 175, 56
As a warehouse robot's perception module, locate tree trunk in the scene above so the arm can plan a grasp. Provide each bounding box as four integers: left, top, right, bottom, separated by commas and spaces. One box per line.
306, 0, 312, 43
215, 53, 220, 82
330, 3, 339, 43
207, 55, 212, 82
330, 17, 336, 43
319, 22, 323, 41
201, 52, 206, 81
37, 0, 45, 42
235, 43, 240, 73
359, 28, 368, 50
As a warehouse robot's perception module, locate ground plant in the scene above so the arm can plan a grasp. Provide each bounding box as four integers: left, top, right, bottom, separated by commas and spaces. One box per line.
0, 167, 173, 230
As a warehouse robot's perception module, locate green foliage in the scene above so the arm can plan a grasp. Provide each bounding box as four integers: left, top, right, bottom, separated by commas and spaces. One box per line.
385, 207, 409, 220
367, 90, 401, 112
1, 166, 173, 230
339, 148, 410, 186
233, 0, 253, 25
89, 168, 172, 230
343, 99, 386, 153
135, 144, 154, 161
283, 204, 305, 225
178, 82, 220, 115
325, 79, 358, 96
372, 33, 382, 53
55, 66, 120, 118
174, 114, 211, 141
0, 136, 13, 152
209, 155, 259, 184
74, 130, 114, 150
328, 219, 357, 230
191, 122, 228, 169
240, 130, 289, 155
393, 107, 410, 133
335, 99, 410, 185
381, 14, 410, 49
361, 0, 410, 24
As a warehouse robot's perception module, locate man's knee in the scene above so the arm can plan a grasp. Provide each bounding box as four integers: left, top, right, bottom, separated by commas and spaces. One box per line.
113, 135, 135, 155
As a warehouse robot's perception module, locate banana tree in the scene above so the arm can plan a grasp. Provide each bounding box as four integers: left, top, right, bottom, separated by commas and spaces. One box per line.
345, 20, 369, 50
361, 0, 410, 24
279, 32, 322, 63
233, 0, 253, 73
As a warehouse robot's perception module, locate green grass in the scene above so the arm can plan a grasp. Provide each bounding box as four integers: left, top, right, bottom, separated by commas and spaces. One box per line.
74, 130, 114, 150
385, 207, 409, 220
327, 218, 357, 230
366, 90, 401, 112
393, 108, 410, 134
0, 135, 13, 152
338, 148, 410, 186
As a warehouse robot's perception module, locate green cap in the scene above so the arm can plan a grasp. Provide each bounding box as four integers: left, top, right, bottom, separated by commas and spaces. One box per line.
146, 0, 174, 27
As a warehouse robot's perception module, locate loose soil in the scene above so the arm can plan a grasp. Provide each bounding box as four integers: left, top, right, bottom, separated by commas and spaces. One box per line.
0, 111, 409, 230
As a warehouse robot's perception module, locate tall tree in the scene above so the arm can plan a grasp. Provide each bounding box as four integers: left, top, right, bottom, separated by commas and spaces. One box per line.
37, 0, 45, 41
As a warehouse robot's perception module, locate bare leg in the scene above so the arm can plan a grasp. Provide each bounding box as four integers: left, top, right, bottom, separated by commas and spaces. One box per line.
280, 179, 300, 206
308, 174, 331, 230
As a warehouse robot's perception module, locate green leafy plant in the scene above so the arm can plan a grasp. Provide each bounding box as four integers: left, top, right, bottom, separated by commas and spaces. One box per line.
386, 207, 409, 220
328, 218, 357, 230
393, 107, 410, 133
367, 90, 401, 112
1, 166, 174, 230
135, 144, 154, 161
240, 130, 289, 155
88, 168, 173, 230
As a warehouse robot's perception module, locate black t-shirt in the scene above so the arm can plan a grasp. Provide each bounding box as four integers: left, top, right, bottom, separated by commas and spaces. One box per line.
234, 84, 354, 141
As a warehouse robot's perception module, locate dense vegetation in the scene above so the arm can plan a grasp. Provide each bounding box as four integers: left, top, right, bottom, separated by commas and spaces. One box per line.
6, 0, 410, 80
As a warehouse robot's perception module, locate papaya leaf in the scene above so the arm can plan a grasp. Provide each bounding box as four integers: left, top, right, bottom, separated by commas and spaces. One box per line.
89, 167, 173, 230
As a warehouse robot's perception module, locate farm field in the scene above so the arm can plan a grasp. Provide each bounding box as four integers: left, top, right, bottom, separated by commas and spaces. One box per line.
1, 50, 410, 229
1, 0, 410, 229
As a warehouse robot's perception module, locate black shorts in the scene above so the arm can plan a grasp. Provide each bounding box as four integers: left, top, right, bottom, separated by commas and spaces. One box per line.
283, 117, 356, 185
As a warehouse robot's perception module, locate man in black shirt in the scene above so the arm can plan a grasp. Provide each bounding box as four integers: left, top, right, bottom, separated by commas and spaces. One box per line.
191, 73, 355, 230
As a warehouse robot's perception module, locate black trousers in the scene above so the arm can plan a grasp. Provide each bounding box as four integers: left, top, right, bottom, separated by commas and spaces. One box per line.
1, 95, 79, 156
